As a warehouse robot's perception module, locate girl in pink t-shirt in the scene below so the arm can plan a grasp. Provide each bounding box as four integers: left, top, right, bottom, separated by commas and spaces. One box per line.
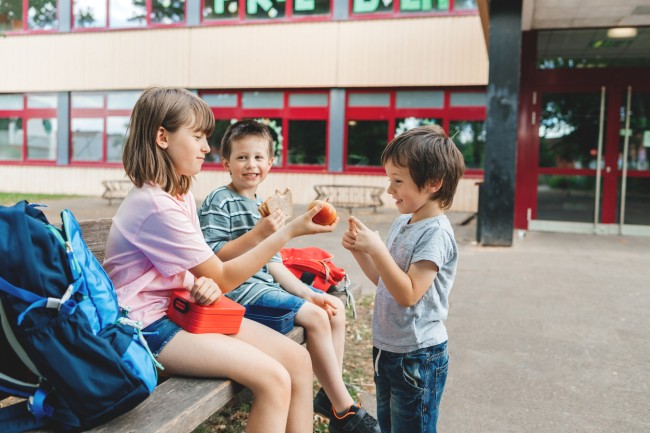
103, 87, 338, 433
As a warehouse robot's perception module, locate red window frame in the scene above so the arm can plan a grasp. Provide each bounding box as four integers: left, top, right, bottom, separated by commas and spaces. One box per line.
71, 0, 188, 31
69, 92, 133, 166
0, 0, 59, 34
0, 94, 58, 165
200, 0, 332, 25
200, 90, 329, 173
344, 88, 486, 176
348, 0, 477, 20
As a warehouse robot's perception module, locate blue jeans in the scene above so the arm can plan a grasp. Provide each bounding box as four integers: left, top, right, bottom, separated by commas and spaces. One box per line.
373, 342, 449, 433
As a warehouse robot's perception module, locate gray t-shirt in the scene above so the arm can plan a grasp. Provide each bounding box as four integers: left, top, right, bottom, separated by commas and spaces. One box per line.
198, 186, 282, 305
372, 213, 458, 353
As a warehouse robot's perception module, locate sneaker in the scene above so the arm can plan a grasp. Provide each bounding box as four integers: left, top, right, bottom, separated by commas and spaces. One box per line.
314, 387, 333, 417
329, 404, 381, 433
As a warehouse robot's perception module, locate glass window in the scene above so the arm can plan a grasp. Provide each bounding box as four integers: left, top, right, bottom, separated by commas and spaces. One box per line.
243, 92, 284, 109
72, 118, 103, 161
395, 117, 440, 136
107, 91, 140, 109
289, 93, 328, 107
152, 0, 185, 24
288, 120, 326, 165
352, 0, 391, 14
400, 0, 449, 13
245, 0, 285, 19
449, 120, 485, 169
206, 119, 234, 163
109, 0, 146, 28
450, 92, 486, 107
74, 0, 107, 28
347, 120, 387, 166
252, 117, 283, 165
203, 0, 239, 20
203, 93, 238, 108
28, 0, 58, 30
396, 91, 443, 108
454, 0, 476, 9
349, 93, 390, 107
27, 94, 57, 109
0, 94, 24, 110
0, 118, 23, 161
27, 118, 57, 160
293, 0, 330, 16
72, 93, 104, 109
107, 116, 129, 162
0, 0, 23, 32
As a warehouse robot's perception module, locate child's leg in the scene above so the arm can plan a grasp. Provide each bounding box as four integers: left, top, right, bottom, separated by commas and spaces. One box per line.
295, 302, 355, 412
158, 318, 312, 433
323, 293, 346, 370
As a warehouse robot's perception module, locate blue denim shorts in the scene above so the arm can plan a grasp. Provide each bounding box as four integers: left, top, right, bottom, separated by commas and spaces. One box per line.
247, 286, 319, 314
373, 341, 449, 433
142, 316, 182, 358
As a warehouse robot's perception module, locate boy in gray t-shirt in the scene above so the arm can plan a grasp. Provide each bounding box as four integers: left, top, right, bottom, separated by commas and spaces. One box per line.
343, 125, 465, 433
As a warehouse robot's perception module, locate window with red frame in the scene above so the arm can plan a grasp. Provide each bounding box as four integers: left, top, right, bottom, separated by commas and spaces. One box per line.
202, 0, 330, 22
200, 90, 329, 169
70, 90, 139, 163
73, 0, 185, 29
0, 0, 58, 33
345, 89, 485, 172
350, 0, 475, 16
0, 93, 58, 162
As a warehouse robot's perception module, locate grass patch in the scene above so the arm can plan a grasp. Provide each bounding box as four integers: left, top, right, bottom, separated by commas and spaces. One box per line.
0, 193, 82, 206
194, 294, 376, 433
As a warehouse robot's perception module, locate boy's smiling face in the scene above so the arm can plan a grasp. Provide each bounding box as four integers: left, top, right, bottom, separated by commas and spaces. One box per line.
223, 135, 273, 197
385, 160, 442, 222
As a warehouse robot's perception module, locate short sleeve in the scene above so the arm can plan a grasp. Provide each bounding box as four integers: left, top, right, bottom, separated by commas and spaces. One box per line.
134, 207, 214, 277
412, 225, 453, 271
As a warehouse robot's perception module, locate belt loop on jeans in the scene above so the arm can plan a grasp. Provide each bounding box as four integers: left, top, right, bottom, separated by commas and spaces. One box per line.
374, 349, 381, 376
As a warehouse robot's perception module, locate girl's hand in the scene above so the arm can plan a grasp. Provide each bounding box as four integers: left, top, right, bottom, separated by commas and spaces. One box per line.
348, 216, 382, 254
309, 290, 338, 319
189, 276, 222, 305
253, 209, 285, 239
287, 202, 339, 237
342, 218, 357, 251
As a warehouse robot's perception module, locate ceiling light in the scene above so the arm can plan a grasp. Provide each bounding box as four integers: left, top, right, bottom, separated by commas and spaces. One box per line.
607, 27, 638, 39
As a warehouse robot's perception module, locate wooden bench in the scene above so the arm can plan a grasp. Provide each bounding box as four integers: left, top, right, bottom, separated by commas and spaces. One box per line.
101, 180, 133, 205
11, 218, 306, 433
314, 184, 384, 213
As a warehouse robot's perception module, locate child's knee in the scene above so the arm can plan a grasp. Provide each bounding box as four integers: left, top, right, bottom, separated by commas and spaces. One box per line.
256, 362, 292, 399
299, 305, 330, 331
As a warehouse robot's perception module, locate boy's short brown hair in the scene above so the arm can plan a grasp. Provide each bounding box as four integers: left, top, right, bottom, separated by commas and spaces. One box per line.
221, 119, 274, 160
381, 125, 465, 209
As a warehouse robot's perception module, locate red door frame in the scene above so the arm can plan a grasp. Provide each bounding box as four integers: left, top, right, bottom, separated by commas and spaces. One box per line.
515, 30, 650, 229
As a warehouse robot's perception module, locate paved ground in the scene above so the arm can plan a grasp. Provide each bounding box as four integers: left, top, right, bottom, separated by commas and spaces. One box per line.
38, 196, 650, 432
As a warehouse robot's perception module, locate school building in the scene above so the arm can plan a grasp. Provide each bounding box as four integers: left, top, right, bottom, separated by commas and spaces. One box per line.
1, 0, 649, 240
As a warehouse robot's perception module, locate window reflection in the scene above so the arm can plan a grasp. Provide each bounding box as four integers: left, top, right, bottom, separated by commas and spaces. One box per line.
449, 120, 485, 169
206, 119, 234, 163
152, 0, 185, 24
107, 116, 129, 162
0, 0, 23, 32
204, 0, 239, 20
245, 0, 285, 19
27, 118, 57, 160
72, 118, 103, 161
109, 0, 146, 28
288, 120, 326, 165
28, 0, 58, 30
293, 0, 330, 16
347, 120, 387, 166
74, 0, 106, 28
0, 118, 23, 161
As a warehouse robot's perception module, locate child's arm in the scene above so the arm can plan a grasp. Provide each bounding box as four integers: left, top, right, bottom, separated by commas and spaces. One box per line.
348, 216, 438, 308
216, 210, 285, 261
342, 219, 380, 285
267, 262, 338, 318
191, 204, 339, 293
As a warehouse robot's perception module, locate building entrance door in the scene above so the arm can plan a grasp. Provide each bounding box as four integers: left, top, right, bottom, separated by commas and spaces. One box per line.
529, 84, 650, 236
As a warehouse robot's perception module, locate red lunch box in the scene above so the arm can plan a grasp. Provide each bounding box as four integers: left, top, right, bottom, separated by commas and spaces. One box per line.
167, 290, 245, 334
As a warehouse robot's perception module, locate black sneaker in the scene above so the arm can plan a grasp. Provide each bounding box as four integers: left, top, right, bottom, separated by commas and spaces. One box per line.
329, 404, 381, 433
314, 387, 333, 417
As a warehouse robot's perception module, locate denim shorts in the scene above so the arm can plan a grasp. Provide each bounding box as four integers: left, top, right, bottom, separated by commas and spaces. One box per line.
142, 316, 182, 358
247, 286, 318, 314
373, 341, 449, 433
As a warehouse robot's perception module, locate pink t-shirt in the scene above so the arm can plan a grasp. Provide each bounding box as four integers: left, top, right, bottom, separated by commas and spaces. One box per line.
103, 184, 215, 327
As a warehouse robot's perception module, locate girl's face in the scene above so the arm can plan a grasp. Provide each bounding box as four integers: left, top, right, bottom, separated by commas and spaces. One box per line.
223, 135, 273, 198
157, 124, 210, 177
384, 160, 442, 222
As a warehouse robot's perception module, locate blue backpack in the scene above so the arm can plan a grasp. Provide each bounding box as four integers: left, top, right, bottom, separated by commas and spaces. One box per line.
0, 201, 159, 432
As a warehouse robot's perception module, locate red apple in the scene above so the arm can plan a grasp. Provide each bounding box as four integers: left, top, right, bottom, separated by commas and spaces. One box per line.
308, 200, 337, 225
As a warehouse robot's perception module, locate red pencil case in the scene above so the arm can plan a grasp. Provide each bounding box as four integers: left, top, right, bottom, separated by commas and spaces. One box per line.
167, 290, 245, 334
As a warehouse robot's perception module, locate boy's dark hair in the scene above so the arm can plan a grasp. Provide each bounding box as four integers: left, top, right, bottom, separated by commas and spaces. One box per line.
221, 119, 274, 160
381, 125, 465, 210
